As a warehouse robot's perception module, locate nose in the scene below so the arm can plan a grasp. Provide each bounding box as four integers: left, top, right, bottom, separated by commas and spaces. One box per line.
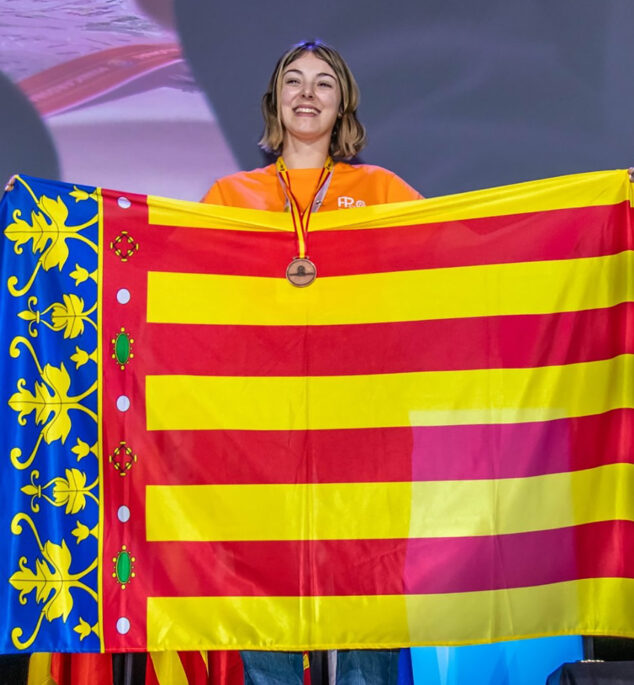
301, 83, 315, 99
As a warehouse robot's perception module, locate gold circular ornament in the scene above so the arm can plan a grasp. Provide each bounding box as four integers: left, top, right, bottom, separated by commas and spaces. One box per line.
286, 258, 316, 287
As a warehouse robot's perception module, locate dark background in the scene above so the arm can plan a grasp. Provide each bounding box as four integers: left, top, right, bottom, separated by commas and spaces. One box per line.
175, 0, 634, 197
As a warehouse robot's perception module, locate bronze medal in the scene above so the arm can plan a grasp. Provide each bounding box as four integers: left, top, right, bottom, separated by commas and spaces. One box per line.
286, 257, 317, 287
276, 157, 333, 286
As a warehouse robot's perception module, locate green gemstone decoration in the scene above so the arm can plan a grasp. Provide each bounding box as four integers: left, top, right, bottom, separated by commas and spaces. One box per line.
114, 332, 130, 365
113, 546, 135, 588
116, 550, 132, 584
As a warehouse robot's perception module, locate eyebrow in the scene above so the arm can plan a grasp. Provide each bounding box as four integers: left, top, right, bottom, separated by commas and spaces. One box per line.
283, 68, 337, 80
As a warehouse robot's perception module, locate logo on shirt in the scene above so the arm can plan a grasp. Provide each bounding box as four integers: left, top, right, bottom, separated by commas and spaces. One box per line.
338, 196, 366, 208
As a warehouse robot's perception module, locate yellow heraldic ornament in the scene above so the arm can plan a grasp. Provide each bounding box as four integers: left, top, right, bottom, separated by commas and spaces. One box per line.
18, 293, 96, 339
9, 513, 98, 650
71, 437, 98, 461
73, 616, 99, 641
3, 177, 98, 297
21, 468, 98, 515
71, 520, 98, 544
3, 174, 100, 653
109, 230, 139, 262
68, 186, 98, 203
8, 337, 97, 470
108, 441, 138, 476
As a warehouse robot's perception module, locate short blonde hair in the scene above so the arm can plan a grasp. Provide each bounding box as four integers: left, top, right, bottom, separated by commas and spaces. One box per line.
259, 40, 367, 160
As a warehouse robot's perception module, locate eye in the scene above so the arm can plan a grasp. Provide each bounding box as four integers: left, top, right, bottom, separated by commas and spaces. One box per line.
284, 77, 300, 86
318, 81, 333, 88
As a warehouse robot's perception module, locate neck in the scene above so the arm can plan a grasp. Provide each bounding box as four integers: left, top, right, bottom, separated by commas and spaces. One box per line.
280, 136, 330, 169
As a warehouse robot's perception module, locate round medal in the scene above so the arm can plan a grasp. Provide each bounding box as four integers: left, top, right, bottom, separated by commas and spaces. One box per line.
286, 258, 317, 287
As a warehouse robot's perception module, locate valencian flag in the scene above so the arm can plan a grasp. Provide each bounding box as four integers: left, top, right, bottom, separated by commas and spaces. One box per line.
1, 169, 634, 654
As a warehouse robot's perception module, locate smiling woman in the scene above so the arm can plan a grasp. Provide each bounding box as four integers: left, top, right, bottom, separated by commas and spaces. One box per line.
277, 52, 343, 165
202, 40, 420, 214
200, 40, 420, 684
258, 41, 366, 167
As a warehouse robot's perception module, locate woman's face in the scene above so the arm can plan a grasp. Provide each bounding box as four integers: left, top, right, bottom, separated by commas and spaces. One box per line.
279, 52, 342, 151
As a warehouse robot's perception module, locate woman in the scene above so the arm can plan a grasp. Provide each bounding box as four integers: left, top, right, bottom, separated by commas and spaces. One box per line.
203, 40, 420, 214
203, 40, 420, 684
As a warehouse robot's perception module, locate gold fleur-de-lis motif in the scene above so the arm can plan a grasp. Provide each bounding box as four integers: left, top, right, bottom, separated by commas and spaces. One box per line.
49, 294, 96, 338
8, 337, 97, 470
70, 346, 97, 370
51, 469, 97, 514
69, 263, 97, 287
68, 187, 98, 203
71, 437, 98, 462
9, 513, 97, 650
18, 294, 96, 339
74, 617, 99, 641
4, 177, 98, 297
71, 521, 98, 544
21, 468, 98, 514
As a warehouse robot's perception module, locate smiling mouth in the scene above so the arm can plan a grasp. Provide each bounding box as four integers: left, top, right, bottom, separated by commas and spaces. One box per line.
294, 107, 320, 115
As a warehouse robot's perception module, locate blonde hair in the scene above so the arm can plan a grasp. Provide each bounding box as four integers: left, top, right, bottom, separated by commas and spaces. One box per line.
259, 40, 367, 160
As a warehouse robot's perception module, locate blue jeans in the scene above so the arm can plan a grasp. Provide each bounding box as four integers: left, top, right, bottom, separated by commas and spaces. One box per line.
336, 650, 399, 685
241, 651, 303, 685
241, 650, 399, 685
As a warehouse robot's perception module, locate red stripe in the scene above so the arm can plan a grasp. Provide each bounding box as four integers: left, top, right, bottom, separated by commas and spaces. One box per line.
51, 654, 113, 685
102, 191, 151, 652
142, 520, 634, 597
208, 652, 244, 685
141, 304, 634, 376
179, 652, 209, 684
135, 409, 634, 485
137, 202, 633, 277
145, 654, 161, 685
404, 519, 634, 595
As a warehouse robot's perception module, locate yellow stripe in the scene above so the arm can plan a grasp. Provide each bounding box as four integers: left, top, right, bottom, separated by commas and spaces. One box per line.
146, 354, 633, 431
150, 652, 189, 685
27, 653, 54, 685
146, 463, 634, 542
96, 187, 105, 652
146, 577, 634, 650
147, 251, 633, 326
150, 196, 294, 231
148, 169, 632, 232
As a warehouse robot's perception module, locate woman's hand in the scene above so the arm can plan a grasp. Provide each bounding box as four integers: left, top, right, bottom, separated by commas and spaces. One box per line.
629, 167, 634, 182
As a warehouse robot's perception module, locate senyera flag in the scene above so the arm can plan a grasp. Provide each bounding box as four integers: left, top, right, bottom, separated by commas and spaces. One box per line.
1, 169, 634, 655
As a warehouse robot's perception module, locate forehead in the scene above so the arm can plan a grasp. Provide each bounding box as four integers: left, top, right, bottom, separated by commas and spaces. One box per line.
283, 51, 337, 78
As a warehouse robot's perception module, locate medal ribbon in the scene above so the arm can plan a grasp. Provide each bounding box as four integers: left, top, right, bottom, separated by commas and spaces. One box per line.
276, 156, 334, 258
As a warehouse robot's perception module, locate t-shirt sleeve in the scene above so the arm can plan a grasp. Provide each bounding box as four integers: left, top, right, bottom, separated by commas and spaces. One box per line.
201, 181, 226, 205
386, 172, 423, 202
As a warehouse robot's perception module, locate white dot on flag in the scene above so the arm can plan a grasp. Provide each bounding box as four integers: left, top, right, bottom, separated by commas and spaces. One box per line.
116, 395, 130, 412
116, 288, 130, 304
117, 506, 130, 523
116, 617, 130, 634
117, 197, 131, 209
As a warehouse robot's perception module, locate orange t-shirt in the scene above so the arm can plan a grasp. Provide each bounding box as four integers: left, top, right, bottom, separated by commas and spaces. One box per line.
202, 162, 421, 212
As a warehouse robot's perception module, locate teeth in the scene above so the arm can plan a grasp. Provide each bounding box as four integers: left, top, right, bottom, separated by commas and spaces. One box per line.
295, 107, 318, 113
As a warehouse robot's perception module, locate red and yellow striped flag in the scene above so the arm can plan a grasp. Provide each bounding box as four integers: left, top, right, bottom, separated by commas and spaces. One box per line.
100, 169, 634, 651
146, 651, 211, 685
